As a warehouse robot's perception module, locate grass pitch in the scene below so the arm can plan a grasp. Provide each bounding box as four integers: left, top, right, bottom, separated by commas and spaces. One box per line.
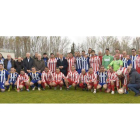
0, 87, 139, 103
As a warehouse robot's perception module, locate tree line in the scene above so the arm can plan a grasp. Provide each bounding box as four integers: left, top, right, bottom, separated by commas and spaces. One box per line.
0, 36, 140, 58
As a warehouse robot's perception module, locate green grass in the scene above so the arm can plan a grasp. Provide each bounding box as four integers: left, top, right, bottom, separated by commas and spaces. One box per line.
0, 87, 139, 103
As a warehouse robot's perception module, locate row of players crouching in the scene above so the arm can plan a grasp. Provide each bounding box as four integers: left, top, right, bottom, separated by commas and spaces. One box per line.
0, 63, 128, 94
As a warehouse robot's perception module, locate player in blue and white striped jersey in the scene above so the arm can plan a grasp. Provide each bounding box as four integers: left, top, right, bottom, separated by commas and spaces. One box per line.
0, 64, 10, 92
76, 52, 82, 74
96, 65, 108, 90
81, 50, 89, 72
28, 67, 42, 91
8, 67, 19, 91
130, 48, 138, 69
122, 55, 132, 68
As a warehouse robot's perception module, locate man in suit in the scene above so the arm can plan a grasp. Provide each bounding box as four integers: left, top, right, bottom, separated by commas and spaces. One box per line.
4, 54, 15, 72
57, 54, 68, 76
23, 53, 34, 73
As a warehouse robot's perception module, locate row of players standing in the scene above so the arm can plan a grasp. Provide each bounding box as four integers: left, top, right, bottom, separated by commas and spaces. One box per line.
0, 47, 139, 76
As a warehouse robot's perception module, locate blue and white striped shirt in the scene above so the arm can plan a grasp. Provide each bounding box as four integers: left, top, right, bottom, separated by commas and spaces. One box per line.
28, 72, 41, 81
76, 57, 82, 70
9, 72, 18, 83
96, 71, 108, 84
130, 55, 138, 69
0, 69, 9, 83
81, 56, 89, 71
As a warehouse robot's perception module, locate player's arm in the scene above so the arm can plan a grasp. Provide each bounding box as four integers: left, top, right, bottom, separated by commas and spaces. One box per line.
107, 61, 114, 70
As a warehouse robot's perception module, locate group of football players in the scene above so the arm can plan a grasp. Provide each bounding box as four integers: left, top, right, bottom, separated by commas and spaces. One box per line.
0, 47, 140, 94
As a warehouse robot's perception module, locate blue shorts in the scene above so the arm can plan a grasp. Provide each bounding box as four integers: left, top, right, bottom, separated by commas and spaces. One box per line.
31, 80, 39, 84
99, 83, 107, 86
9, 81, 16, 85
0, 82, 5, 89
77, 69, 81, 74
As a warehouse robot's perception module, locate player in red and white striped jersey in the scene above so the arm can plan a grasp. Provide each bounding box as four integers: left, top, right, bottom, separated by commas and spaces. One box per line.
17, 69, 30, 92
136, 49, 140, 74
114, 48, 123, 60
65, 65, 79, 90
116, 67, 129, 94
67, 52, 76, 72
89, 50, 101, 72
47, 53, 57, 73
86, 67, 97, 93
41, 67, 54, 90
52, 67, 65, 90
78, 69, 88, 90
107, 66, 117, 94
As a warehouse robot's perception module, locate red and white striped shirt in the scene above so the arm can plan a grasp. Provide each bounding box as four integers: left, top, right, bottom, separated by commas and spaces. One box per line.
79, 73, 87, 83
89, 56, 101, 72
67, 57, 75, 72
48, 58, 57, 73
114, 54, 123, 60
17, 73, 29, 89
136, 55, 140, 68
67, 70, 79, 83
53, 72, 65, 82
116, 67, 129, 87
41, 70, 53, 82
86, 72, 97, 83
107, 71, 117, 83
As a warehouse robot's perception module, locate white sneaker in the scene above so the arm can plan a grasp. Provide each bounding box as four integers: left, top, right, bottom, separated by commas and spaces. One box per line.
32, 87, 35, 91
60, 87, 62, 90
38, 87, 41, 91
93, 90, 96, 94
91, 89, 93, 92
54, 87, 57, 90
111, 91, 114, 94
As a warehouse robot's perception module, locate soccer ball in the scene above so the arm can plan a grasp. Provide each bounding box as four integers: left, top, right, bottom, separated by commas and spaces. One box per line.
118, 88, 124, 94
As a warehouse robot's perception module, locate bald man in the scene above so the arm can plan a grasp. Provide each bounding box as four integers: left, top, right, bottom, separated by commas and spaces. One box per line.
4, 54, 15, 72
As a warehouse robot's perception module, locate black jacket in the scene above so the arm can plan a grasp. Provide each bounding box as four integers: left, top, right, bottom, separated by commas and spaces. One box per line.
129, 68, 140, 84
57, 58, 68, 76
4, 58, 15, 69
15, 60, 24, 74
23, 57, 34, 73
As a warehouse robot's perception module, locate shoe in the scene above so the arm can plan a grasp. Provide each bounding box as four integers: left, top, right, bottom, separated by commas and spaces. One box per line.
54, 87, 57, 90
38, 87, 41, 91
32, 87, 35, 91
111, 91, 114, 94
125, 91, 129, 94
75, 86, 77, 90
66, 88, 69, 91
135, 93, 140, 97
26, 89, 30, 92
42, 88, 45, 91
20, 89, 23, 91
60, 87, 62, 90
93, 90, 96, 94
17, 89, 20, 92
82, 88, 85, 91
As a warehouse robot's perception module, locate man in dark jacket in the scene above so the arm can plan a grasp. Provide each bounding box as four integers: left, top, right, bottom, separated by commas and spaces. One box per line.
42, 53, 48, 67
15, 57, 24, 74
4, 54, 15, 72
34, 54, 45, 73
23, 53, 34, 73
57, 54, 68, 76
128, 66, 140, 96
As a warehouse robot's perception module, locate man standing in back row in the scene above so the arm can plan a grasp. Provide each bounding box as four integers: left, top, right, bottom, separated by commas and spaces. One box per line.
102, 48, 114, 70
